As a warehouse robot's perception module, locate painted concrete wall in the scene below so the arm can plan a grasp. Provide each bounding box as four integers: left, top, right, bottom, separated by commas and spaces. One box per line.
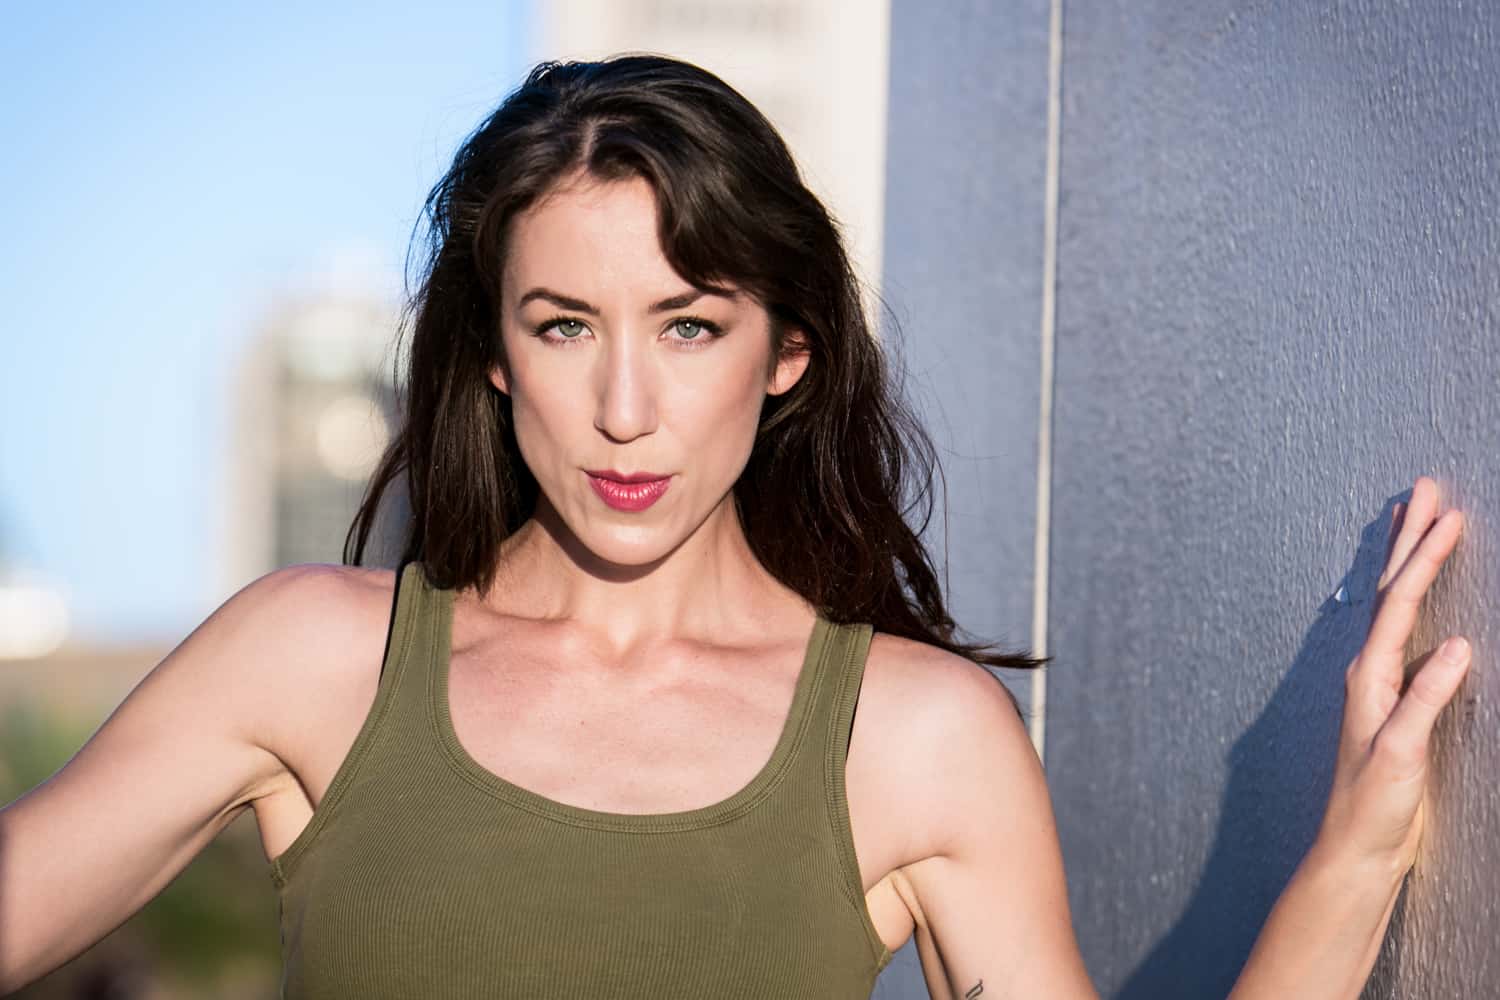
879, 0, 1050, 707
883, 0, 1497, 997
1047, 3, 1498, 996
877, 1, 1052, 995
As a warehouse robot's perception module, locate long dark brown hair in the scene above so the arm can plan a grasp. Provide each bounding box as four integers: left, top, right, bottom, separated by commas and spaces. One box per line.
345, 54, 1047, 710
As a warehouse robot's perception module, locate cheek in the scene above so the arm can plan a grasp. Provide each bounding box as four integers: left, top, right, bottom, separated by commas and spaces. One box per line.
508, 401, 550, 475
666, 358, 766, 461
504, 364, 574, 471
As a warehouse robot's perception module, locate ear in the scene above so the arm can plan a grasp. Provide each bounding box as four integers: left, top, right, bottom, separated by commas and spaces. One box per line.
488, 361, 511, 397
766, 327, 811, 397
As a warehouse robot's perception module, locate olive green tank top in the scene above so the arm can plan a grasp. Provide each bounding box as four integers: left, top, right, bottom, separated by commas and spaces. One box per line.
269, 561, 893, 998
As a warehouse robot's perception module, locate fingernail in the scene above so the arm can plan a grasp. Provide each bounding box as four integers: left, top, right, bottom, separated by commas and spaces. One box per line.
1441, 637, 1470, 661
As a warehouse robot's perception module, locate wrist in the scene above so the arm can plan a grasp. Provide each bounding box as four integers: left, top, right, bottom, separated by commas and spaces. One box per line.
1228, 836, 1409, 1000
1304, 833, 1409, 899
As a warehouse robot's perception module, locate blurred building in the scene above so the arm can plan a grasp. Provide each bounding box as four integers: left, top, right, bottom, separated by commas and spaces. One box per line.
0, 567, 69, 662
220, 290, 409, 594
530, 0, 892, 331
0, 556, 156, 718
0, 642, 167, 721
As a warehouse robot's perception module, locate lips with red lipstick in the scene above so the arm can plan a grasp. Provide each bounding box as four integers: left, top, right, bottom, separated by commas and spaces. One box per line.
585, 469, 672, 512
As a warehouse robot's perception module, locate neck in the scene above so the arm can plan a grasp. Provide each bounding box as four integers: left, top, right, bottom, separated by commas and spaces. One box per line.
476, 495, 805, 656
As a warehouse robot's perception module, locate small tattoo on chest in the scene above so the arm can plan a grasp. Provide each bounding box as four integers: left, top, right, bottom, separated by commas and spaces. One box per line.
964, 981, 984, 998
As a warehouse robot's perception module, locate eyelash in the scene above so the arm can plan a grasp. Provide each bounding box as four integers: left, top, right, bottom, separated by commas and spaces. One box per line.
530, 314, 726, 350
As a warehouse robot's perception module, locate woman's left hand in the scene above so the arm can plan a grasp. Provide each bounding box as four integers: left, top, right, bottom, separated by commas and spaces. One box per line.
1317, 475, 1470, 880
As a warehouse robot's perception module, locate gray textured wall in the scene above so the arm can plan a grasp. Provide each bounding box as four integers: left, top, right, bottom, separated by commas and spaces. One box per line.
882, 0, 1497, 997
877, 1, 1053, 995
1047, 3, 1498, 996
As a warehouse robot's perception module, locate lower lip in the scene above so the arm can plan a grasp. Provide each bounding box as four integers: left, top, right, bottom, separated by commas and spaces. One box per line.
587, 473, 671, 512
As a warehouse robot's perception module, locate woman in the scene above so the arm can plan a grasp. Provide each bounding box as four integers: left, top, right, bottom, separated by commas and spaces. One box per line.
0, 55, 1470, 999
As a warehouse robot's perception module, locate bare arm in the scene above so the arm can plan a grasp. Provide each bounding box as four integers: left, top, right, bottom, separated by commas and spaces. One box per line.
0, 564, 359, 991
890, 655, 1098, 1000
1228, 479, 1468, 998
900, 478, 1466, 1000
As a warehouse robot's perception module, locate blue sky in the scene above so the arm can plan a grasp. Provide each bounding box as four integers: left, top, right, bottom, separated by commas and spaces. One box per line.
1, 3, 532, 643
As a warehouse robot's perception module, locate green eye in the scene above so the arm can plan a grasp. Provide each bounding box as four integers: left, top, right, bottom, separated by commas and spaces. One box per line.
668, 316, 723, 346
556, 320, 585, 338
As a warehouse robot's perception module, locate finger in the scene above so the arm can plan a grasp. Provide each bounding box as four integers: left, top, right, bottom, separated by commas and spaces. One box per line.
1371, 637, 1471, 776
1379, 501, 1409, 590
1384, 501, 1406, 556
1362, 509, 1464, 673
1379, 478, 1437, 590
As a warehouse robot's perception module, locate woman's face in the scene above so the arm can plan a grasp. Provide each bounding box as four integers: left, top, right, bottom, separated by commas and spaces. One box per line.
492, 171, 808, 568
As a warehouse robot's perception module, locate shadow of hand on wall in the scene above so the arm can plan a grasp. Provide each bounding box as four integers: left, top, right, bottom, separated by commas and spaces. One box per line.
1114, 492, 1413, 1000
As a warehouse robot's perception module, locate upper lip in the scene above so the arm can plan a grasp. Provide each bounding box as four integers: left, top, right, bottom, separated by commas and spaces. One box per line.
586, 469, 670, 483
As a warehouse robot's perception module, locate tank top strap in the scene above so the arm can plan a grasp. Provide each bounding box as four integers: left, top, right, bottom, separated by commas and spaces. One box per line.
822, 614, 876, 773
797, 614, 875, 778
376, 559, 449, 722
777, 613, 885, 964
754, 614, 871, 797
268, 559, 435, 887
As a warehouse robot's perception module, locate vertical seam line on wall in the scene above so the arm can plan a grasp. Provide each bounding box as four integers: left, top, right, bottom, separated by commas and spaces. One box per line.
1031, 0, 1064, 764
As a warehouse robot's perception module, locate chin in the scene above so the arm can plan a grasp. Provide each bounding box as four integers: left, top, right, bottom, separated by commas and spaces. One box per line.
577, 523, 682, 569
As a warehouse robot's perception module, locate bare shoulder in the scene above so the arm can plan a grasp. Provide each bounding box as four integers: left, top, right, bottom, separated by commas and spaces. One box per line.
863, 630, 1032, 760
859, 634, 1089, 995
229, 562, 396, 656
203, 563, 398, 772
215, 563, 395, 676
862, 631, 1044, 863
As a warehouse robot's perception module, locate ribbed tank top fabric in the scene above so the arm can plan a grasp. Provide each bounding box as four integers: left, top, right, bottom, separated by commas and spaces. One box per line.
269, 560, 893, 998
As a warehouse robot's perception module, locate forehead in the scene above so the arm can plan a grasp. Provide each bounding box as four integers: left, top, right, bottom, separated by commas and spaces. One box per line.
504, 173, 683, 297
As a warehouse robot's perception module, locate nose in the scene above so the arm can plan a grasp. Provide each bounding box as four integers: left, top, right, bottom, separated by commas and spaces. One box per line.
593, 328, 658, 443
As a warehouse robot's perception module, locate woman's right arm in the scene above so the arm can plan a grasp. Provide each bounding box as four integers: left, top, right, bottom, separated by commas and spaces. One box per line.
0, 563, 362, 992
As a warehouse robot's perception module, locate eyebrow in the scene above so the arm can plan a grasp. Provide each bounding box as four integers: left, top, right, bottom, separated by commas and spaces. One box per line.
515, 285, 740, 316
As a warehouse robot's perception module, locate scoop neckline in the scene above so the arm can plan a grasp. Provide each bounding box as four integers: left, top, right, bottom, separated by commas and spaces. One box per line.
418, 562, 832, 832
